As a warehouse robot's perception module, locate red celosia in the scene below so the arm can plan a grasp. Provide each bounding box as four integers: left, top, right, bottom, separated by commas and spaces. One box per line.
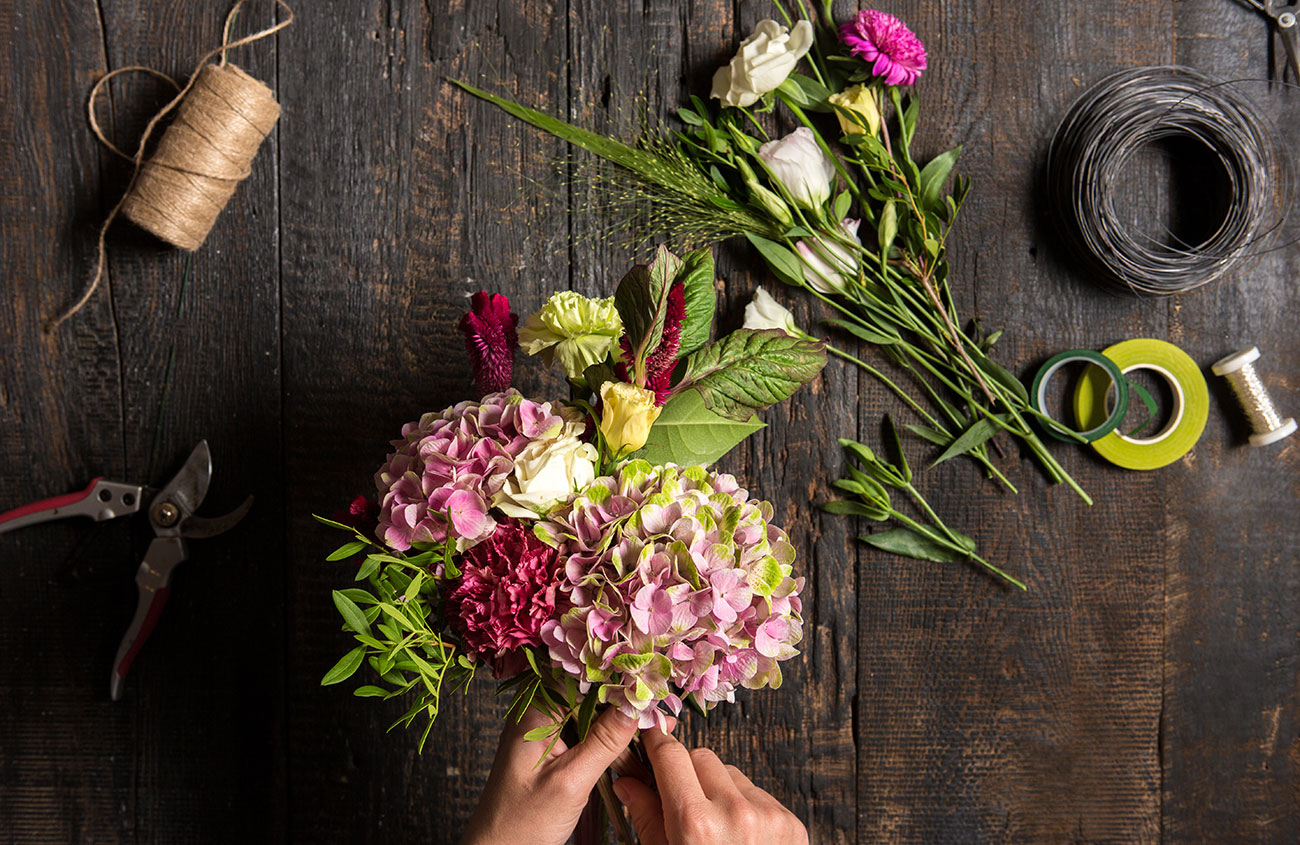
614, 282, 685, 405
332, 495, 379, 537
458, 292, 518, 398
444, 520, 562, 678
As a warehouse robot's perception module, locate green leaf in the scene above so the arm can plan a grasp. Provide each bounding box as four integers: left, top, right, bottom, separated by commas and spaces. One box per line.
332, 590, 370, 636
614, 245, 683, 376
823, 317, 900, 346
355, 556, 381, 581
632, 390, 765, 467
677, 329, 827, 421
744, 232, 805, 287
918, 146, 961, 213
860, 528, 968, 563
887, 417, 911, 483
576, 691, 599, 740
327, 541, 367, 561
450, 80, 716, 201
676, 248, 716, 357
524, 725, 557, 742
904, 423, 952, 447
833, 189, 852, 221
353, 685, 389, 698
982, 358, 1030, 404
677, 107, 704, 126
321, 647, 365, 686
779, 73, 833, 111
931, 418, 1002, 467
821, 499, 889, 520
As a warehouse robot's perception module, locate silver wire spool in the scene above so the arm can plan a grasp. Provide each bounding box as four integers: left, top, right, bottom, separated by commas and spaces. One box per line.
1047, 66, 1290, 296
1211, 346, 1297, 446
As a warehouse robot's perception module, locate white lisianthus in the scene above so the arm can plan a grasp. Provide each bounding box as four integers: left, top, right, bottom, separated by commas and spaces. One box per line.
492, 417, 598, 518
795, 218, 862, 295
758, 127, 835, 209
518, 291, 623, 380
710, 19, 814, 109
742, 287, 799, 335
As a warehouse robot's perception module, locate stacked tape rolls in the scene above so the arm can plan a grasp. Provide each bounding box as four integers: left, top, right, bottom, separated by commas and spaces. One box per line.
1047, 66, 1289, 296
1073, 339, 1209, 470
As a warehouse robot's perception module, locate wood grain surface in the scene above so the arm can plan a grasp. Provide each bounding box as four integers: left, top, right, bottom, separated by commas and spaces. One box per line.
1, 1, 1296, 842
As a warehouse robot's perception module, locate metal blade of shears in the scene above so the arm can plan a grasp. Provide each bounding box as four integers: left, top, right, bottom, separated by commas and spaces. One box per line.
0, 478, 144, 535
109, 535, 186, 700
149, 441, 213, 529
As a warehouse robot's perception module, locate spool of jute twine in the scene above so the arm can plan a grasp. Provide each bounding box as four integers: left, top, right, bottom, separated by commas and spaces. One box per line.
46, 0, 293, 333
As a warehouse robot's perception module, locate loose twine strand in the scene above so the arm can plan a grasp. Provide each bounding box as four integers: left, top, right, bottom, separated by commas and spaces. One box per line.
46, 0, 294, 333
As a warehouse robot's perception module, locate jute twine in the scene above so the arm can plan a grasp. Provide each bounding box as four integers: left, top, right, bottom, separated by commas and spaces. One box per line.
47, 0, 293, 333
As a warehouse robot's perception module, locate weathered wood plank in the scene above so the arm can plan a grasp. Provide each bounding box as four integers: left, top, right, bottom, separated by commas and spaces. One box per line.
278, 1, 571, 841
1165, 4, 1300, 842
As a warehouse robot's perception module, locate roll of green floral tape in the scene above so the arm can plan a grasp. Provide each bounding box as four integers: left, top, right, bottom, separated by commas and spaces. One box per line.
1073, 338, 1209, 470
1030, 349, 1129, 443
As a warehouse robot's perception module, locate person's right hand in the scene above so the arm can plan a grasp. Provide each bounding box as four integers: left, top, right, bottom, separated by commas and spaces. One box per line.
611, 729, 808, 845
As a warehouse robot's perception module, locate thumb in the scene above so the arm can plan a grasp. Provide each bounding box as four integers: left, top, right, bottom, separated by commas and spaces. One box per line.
556, 706, 639, 785
612, 777, 667, 845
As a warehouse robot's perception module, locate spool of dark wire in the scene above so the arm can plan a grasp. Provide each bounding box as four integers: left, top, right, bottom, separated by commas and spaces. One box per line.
1047, 66, 1288, 296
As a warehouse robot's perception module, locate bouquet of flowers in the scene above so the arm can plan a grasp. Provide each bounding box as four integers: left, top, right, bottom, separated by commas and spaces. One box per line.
320, 247, 824, 777
453, 3, 1089, 587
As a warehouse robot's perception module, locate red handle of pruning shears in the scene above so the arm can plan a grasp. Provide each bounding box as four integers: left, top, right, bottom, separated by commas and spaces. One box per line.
0, 477, 104, 529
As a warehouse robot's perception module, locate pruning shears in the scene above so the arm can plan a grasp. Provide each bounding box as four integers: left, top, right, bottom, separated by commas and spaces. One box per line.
1237, 0, 1300, 82
0, 441, 252, 700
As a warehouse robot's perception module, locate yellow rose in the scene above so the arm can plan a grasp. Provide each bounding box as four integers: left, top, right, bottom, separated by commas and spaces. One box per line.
599, 381, 662, 455
828, 85, 881, 137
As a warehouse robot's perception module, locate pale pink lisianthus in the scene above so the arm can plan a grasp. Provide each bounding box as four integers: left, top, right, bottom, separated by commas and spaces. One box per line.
839, 10, 927, 86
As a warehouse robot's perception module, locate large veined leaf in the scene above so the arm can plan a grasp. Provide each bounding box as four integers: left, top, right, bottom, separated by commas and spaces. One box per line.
676, 248, 716, 358
678, 329, 827, 421
633, 390, 764, 467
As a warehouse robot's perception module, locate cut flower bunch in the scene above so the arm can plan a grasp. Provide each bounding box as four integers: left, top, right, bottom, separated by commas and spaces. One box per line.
320, 248, 825, 795
454, 2, 1096, 587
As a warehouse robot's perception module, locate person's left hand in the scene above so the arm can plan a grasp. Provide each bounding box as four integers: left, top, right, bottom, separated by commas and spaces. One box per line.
461, 706, 640, 845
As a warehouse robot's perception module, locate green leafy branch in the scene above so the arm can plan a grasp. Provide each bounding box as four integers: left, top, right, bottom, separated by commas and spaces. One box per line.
824, 420, 1027, 590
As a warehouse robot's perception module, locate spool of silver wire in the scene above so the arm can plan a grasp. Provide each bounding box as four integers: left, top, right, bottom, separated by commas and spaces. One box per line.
1048, 66, 1289, 295
1211, 346, 1296, 446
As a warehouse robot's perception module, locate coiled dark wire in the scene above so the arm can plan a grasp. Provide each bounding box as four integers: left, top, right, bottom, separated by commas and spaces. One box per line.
1047, 66, 1290, 295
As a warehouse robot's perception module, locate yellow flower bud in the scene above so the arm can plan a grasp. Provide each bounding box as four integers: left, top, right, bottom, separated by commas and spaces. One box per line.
599, 381, 663, 455
828, 85, 881, 138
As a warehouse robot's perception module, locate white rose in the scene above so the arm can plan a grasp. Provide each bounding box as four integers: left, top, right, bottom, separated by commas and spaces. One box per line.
711, 19, 814, 109
742, 286, 799, 335
795, 218, 862, 295
758, 127, 836, 208
492, 421, 598, 518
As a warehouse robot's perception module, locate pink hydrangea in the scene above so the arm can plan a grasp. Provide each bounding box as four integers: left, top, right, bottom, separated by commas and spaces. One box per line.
536, 462, 804, 730
445, 519, 562, 678
839, 10, 927, 86
374, 390, 567, 551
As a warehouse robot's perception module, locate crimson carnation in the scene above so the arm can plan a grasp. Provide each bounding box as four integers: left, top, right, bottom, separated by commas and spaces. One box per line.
444, 519, 562, 677
839, 10, 927, 86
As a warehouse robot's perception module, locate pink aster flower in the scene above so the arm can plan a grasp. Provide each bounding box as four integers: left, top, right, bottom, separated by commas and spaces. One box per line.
459, 292, 518, 398
444, 519, 562, 678
839, 10, 927, 86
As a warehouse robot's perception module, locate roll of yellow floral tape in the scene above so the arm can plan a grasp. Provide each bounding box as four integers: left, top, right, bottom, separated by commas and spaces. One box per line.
1072, 338, 1209, 470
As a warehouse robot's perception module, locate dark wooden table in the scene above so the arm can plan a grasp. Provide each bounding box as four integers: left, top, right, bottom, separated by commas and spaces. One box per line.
2, 1, 1297, 842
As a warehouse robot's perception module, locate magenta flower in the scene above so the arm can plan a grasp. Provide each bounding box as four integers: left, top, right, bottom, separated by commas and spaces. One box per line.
459, 292, 518, 398
444, 519, 562, 678
839, 10, 927, 86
